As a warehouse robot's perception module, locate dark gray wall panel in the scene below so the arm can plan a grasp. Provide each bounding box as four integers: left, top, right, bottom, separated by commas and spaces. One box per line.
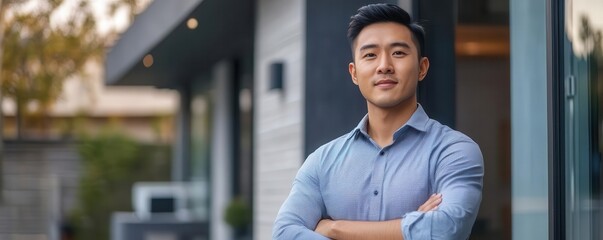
304, 0, 398, 157
417, 0, 457, 127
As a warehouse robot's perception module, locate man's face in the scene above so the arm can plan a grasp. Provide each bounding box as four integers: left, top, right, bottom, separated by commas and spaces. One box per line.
349, 22, 429, 110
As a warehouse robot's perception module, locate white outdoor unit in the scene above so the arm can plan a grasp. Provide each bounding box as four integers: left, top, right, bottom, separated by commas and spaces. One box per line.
132, 182, 190, 220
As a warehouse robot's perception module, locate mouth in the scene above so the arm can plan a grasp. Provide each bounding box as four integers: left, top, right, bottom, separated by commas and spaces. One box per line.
375, 79, 398, 88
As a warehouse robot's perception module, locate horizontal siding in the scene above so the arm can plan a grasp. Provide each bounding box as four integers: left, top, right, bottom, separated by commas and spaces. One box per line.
1, 142, 81, 239
253, 0, 305, 239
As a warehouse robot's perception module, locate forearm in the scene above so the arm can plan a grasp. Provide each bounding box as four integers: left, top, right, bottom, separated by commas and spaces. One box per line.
320, 219, 404, 240
274, 224, 331, 240
274, 203, 330, 240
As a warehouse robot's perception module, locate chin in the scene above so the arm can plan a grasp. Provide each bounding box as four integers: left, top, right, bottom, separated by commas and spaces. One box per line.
369, 96, 415, 109
370, 100, 404, 109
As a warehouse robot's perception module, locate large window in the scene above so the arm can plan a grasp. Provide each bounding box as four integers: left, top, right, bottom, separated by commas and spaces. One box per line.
562, 0, 603, 239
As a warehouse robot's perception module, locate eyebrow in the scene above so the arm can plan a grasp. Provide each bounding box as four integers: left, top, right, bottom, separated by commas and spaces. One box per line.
358, 42, 412, 52
390, 42, 411, 49
358, 44, 378, 52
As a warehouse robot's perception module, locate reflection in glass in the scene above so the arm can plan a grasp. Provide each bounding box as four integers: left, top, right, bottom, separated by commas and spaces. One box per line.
564, 0, 603, 239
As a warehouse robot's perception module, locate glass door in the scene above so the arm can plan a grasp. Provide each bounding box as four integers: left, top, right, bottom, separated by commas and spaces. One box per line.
562, 0, 603, 239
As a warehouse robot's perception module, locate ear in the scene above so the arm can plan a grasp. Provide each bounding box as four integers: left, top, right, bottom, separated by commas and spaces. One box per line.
349, 62, 358, 85
418, 57, 430, 81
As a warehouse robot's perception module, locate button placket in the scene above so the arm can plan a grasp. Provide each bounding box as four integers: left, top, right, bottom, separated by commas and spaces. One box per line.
368, 149, 386, 220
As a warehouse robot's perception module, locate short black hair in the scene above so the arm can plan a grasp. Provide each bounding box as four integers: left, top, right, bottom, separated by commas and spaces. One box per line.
347, 3, 425, 58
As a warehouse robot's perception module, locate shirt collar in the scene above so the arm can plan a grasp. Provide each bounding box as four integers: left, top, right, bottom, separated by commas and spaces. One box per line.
349, 104, 429, 140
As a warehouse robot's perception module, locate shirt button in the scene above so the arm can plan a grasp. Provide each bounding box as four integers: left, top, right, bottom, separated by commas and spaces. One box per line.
373, 190, 379, 196
379, 151, 385, 156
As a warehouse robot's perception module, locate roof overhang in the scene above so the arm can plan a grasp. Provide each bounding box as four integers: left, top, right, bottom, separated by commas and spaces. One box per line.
105, 0, 255, 88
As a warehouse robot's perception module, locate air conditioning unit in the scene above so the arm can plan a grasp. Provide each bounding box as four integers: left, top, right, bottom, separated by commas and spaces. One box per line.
132, 182, 190, 220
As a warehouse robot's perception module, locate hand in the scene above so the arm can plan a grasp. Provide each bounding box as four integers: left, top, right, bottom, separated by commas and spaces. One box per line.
417, 193, 442, 212
315, 219, 335, 238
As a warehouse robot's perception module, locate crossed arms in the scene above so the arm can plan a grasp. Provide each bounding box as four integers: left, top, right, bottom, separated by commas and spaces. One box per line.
272, 140, 484, 240
314, 194, 442, 240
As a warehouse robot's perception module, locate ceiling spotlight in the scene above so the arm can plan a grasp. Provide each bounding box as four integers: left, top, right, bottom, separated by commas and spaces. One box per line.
187, 18, 198, 29
143, 54, 154, 68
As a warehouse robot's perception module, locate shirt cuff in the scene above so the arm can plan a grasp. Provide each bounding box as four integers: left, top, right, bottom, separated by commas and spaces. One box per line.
402, 211, 432, 240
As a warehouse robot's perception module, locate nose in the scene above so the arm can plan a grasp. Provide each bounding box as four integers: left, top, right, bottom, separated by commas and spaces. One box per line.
377, 55, 394, 74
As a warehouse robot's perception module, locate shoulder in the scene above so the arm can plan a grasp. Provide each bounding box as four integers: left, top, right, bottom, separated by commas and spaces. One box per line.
305, 131, 356, 164
309, 132, 354, 157
425, 119, 483, 165
297, 132, 353, 180
425, 118, 479, 147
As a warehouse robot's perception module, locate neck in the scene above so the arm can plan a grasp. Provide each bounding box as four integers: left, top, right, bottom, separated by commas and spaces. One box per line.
366, 98, 417, 148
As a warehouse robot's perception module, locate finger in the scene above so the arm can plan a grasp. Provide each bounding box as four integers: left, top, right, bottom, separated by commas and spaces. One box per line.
420, 198, 441, 212
418, 194, 435, 211
423, 193, 440, 206
424, 194, 442, 210
419, 200, 439, 212
418, 194, 442, 212
418, 194, 437, 210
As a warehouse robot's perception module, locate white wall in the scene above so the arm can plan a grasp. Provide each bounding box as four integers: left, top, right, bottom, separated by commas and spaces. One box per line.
253, 0, 305, 239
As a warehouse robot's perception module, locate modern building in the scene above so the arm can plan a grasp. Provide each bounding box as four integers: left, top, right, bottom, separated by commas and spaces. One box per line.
106, 0, 603, 239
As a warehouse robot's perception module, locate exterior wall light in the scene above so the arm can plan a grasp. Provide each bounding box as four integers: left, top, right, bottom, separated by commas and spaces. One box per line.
269, 62, 284, 91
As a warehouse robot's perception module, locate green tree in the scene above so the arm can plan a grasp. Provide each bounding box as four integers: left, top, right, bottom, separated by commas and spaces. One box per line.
0, 0, 143, 139
2, 0, 98, 138
71, 127, 171, 240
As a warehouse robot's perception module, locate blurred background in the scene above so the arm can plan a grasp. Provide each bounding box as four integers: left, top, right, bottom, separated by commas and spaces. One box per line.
0, 0, 177, 240
0, 0, 601, 240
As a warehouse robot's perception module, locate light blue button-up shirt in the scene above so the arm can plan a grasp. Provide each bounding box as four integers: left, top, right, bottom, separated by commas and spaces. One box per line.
273, 105, 484, 239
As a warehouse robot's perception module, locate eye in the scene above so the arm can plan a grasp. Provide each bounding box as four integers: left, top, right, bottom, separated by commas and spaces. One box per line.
363, 53, 376, 59
393, 51, 407, 57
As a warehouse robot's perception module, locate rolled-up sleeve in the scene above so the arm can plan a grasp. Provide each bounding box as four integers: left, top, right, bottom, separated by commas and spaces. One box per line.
402, 138, 484, 240
273, 151, 329, 240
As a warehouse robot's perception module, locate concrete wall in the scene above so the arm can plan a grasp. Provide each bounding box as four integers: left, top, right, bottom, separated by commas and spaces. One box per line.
253, 0, 306, 238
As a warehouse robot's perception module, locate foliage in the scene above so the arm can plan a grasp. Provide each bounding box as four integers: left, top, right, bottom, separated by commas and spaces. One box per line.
0, 0, 142, 138
224, 196, 252, 230
579, 15, 603, 60
69, 127, 171, 240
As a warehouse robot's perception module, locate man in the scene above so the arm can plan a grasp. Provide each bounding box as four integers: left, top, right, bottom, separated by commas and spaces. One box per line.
273, 3, 483, 239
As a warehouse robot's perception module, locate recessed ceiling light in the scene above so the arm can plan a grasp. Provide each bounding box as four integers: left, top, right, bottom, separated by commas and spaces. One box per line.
187, 18, 198, 29
143, 54, 154, 68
